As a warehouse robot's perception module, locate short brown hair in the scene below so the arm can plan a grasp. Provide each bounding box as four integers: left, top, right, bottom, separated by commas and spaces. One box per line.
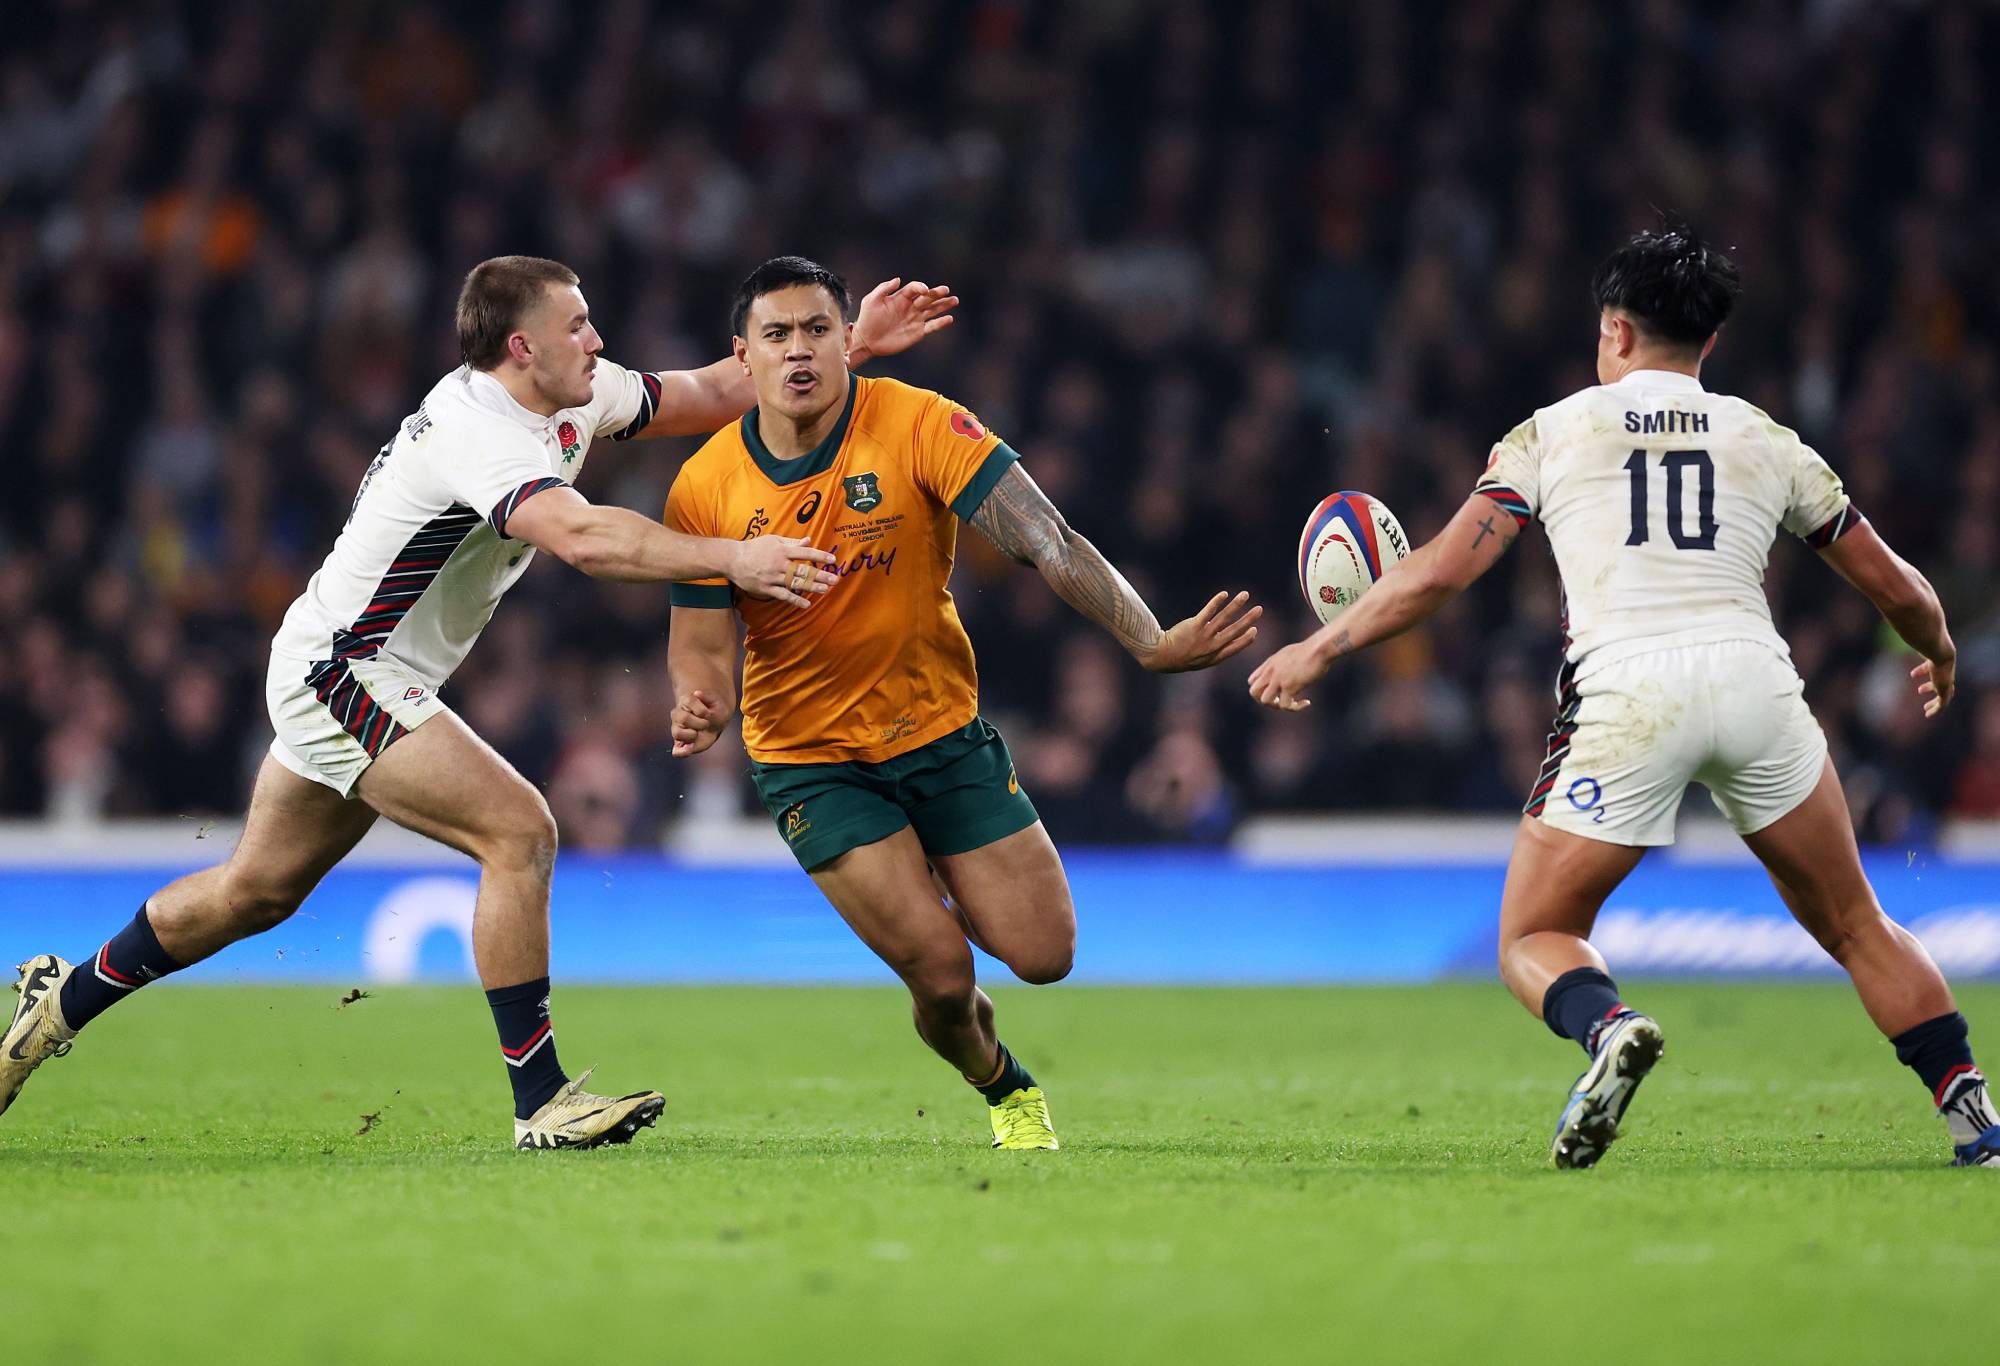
455, 256, 579, 369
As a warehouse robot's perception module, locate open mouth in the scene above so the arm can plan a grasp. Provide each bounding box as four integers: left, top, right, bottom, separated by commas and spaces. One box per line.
785, 368, 817, 394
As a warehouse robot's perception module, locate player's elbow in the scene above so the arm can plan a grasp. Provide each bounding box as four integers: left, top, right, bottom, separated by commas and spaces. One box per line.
1031, 519, 1085, 572
560, 536, 614, 578
1872, 569, 1937, 625
546, 512, 625, 578
1406, 553, 1464, 600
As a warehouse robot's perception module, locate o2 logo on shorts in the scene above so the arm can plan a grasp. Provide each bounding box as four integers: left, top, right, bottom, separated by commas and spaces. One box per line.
1567, 777, 1606, 824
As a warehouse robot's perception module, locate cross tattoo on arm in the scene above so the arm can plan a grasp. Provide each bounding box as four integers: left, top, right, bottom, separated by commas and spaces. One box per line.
1472, 514, 1498, 550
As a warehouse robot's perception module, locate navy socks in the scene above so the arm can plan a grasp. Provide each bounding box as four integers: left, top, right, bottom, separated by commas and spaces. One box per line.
1893, 1012, 1976, 1105
487, 977, 568, 1119
1542, 967, 1631, 1056
59, 907, 185, 1029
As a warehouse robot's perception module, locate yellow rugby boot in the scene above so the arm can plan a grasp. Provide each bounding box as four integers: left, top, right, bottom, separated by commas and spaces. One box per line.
514, 1067, 665, 1151
2, 956, 77, 1119
989, 1085, 1060, 1150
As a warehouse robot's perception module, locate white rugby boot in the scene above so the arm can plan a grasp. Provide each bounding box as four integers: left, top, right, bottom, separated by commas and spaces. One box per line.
1550, 1012, 1664, 1169
514, 1068, 665, 1150
2, 956, 78, 1119
1939, 1070, 2000, 1169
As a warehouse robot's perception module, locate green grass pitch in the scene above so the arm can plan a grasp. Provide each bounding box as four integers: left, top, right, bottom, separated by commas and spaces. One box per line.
4, 982, 1996, 1364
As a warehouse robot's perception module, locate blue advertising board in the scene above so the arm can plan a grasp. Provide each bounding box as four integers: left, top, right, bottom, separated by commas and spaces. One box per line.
3, 851, 1997, 984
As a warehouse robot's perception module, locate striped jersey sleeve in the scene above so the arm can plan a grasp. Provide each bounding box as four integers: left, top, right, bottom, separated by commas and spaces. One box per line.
430, 423, 567, 539
587, 357, 661, 441
489, 476, 569, 537
1473, 415, 1542, 525
1774, 422, 1862, 547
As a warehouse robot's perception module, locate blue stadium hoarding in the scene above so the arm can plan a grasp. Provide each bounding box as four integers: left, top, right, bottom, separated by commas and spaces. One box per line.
2, 852, 1996, 984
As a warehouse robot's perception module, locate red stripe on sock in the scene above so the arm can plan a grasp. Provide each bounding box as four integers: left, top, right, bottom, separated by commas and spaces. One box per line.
96, 945, 142, 987
501, 1020, 552, 1059
1934, 1063, 1980, 1108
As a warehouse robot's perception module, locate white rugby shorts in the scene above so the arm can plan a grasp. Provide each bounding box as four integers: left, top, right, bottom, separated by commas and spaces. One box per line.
266, 651, 444, 797
1526, 639, 1827, 846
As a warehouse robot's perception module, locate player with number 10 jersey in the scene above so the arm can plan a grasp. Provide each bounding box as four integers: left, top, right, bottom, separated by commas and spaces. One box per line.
1251, 219, 1998, 1173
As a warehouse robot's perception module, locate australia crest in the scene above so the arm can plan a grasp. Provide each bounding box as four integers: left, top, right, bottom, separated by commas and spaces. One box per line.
843, 471, 883, 513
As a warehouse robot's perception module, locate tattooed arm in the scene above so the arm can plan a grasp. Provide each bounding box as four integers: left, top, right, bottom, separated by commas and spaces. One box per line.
970, 464, 1260, 672
1249, 493, 1523, 710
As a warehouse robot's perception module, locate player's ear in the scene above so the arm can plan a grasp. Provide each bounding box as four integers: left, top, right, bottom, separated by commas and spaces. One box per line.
1611, 314, 1637, 358
507, 330, 534, 366
733, 335, 750, 373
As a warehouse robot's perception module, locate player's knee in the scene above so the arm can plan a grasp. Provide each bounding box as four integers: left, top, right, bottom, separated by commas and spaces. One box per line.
1007, 938, 1074, 986
1808, 904, 1888, 964
906, 957, 977, 1016
477, 790, 559, 878
220, 870, 304, 932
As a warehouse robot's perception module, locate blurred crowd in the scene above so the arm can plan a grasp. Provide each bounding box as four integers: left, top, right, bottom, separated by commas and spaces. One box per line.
2, 0, 1996, 848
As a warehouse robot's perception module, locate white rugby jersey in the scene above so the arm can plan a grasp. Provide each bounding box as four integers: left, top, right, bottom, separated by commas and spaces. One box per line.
1475, 369, 1859, 681
271, 359, 663, 686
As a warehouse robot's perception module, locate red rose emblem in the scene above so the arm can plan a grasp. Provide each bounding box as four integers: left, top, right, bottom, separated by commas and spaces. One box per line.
1319, 585, 1340, 605
949, 410, 986, 441
557, 420, 579, 448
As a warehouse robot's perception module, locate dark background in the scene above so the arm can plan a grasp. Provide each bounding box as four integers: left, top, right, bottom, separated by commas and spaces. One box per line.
1, 0, 1994, 848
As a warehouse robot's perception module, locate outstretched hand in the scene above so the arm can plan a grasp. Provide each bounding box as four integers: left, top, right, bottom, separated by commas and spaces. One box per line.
849, 278, 958, 364
670, 689, 730, 758
1913, 654, 1955, 718
731, 535, 838, 609
1142, 591, 1262, 673
1247, 638, 1330, 711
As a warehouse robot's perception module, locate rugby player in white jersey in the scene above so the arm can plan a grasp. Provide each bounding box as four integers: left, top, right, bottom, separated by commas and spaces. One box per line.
1250, 221, 2000, 1170
0, 256, 956, 1149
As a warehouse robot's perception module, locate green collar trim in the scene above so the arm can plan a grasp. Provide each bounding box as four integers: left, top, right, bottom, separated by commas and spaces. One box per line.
742, 378, 857, 485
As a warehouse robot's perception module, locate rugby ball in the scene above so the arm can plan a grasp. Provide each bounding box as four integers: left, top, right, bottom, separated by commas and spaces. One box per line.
1296, 491, 1410, 625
